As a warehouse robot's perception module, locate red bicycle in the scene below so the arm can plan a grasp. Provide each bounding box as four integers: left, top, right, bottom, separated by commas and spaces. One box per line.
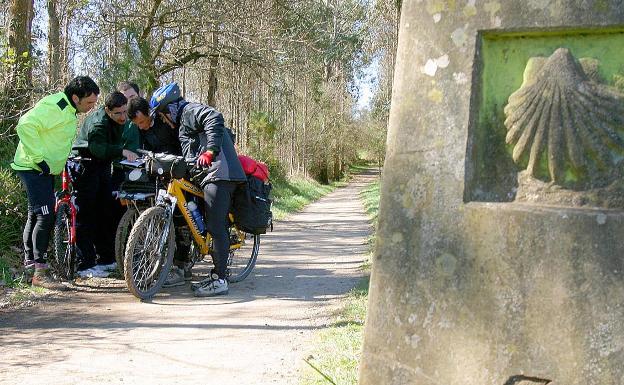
50, 156, 88, 280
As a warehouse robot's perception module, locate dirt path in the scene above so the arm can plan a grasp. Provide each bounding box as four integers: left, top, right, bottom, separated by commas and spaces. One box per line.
0, 171, 376, 385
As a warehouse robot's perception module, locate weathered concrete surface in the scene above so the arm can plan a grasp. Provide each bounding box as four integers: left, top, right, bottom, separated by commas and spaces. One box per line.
360, 2, 624, 385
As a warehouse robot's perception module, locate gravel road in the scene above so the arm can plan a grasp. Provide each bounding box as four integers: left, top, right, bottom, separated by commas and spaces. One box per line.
0, 171, 376, 385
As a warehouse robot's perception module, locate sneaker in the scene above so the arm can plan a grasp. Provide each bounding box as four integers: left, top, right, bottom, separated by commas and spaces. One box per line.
162, 266, 186, 288
191, 275, 212, 291
96, 262, 117, 272
23, 260, 35, 283
32, 266, 69, 291
77, 267, 110, 278
24, 259, 35, 270
183, 262, 193, 280
193, 276, 228, 297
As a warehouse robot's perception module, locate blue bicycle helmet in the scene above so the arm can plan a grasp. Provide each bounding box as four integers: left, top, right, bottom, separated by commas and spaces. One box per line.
149, 82, 181, 116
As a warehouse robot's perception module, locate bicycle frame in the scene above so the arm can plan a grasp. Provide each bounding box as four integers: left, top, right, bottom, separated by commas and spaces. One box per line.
157, 177, 244, 256
55, 163, 77, 244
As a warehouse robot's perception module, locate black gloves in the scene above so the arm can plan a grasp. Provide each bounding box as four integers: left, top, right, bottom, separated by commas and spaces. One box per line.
37, 161, 50, 176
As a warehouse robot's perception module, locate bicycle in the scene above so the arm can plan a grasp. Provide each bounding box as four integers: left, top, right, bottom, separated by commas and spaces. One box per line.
113, 159, 158, 275
50, 156, 89, 280
123, 151, 260, 299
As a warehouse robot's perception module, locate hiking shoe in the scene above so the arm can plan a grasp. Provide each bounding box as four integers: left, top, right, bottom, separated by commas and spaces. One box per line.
193, 276, 228, 297
162, 266, 186, 288
77, 267, 110, 278
32, 266, 68, 291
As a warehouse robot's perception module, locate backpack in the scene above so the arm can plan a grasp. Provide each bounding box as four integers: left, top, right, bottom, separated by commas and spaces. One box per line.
233, 155, 273, 235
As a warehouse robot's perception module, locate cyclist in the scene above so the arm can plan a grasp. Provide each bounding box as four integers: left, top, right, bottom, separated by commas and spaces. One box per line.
72, 91, 139, 278
127, 96, 182, 155
111, 81, 142, 241
11, 76, 100, 289
126, 96, 189, 272
151, 82, 246, 297
116, 81, 141, 154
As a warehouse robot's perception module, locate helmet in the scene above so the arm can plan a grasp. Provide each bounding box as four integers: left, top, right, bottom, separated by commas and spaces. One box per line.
149, 82, 181, 115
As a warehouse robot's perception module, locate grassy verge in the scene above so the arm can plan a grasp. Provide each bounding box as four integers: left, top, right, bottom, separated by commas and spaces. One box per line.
301, 177, 380, 385
0, 165, 27, 289
271, 175, 340, 220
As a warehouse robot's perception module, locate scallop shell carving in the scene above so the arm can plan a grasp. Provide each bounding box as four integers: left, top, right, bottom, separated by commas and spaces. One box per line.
504, 48, 624, 188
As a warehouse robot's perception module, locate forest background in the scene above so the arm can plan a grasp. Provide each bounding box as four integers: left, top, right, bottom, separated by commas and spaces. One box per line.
0, 0, 399, 267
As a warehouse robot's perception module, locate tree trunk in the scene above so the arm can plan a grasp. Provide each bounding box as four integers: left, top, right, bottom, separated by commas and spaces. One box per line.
207, 31, 219, 106
61, 2, 72, 83
8, 0, 34, 88
47, 0, 61, 87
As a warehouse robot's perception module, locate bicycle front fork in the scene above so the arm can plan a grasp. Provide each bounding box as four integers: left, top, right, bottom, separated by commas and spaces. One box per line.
156, 189, 177, 255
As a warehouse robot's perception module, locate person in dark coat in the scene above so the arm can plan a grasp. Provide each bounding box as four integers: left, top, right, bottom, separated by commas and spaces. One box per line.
72, 91, 138, 277
151, 82, 246, 296
127, 97, 182, 154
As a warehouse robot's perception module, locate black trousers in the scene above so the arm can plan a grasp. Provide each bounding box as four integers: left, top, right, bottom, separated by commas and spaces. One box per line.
110, 165, 126, 240
73, 161, 116, 269
16, 170, 55, 264
203, 180, 237, 279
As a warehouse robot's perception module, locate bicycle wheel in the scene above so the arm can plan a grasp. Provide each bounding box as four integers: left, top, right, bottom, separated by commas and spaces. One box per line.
51, 201, 76, 280
123, 206, 175, 299
226, 226, 259, 283
114, 207, 140, 275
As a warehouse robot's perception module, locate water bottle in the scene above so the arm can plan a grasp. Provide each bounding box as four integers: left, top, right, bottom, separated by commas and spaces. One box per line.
187, 201, 206, 234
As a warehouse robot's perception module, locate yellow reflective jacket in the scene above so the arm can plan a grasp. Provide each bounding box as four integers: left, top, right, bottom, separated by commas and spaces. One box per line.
11, 92, 78, 175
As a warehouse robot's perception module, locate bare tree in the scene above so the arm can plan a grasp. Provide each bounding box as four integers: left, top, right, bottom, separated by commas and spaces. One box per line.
47, 0, 61, 87
7, 0, 34, 87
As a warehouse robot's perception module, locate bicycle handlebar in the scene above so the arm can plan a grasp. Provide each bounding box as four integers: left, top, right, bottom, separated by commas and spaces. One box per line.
120, 150, 208, 182
67, 155, 91, 162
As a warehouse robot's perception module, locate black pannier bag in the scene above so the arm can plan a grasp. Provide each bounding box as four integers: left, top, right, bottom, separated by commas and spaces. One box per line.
146, 153, 187, 179
233, 176, 273, 235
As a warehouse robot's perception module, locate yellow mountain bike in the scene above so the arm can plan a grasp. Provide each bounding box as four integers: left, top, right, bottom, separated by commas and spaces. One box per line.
123, 152, 259, 300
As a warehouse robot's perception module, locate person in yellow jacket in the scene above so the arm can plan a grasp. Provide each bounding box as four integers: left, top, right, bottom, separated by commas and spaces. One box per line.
11, 76, 100, 290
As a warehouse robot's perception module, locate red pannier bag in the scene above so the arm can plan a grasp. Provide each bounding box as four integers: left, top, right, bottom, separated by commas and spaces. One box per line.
238, 155, 269, 182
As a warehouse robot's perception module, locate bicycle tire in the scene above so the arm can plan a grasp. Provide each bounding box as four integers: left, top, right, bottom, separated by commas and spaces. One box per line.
226, 227, 259, 283
123, 206, 175, 299
51, 201, 76, 280
114, 207, 140, 275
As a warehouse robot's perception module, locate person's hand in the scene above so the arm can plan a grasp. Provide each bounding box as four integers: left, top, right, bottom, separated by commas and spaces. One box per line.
37, 161, 50, 176
122, 149, 139, 162
197, 151, 213, 168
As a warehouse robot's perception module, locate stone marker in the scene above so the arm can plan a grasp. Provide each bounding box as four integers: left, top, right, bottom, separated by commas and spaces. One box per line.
360, 1, 624, 385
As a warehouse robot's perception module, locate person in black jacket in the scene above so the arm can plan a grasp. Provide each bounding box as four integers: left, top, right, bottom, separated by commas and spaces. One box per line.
151, 83, 246, 297
72, 92, 139, 277
127, 97, 182, 154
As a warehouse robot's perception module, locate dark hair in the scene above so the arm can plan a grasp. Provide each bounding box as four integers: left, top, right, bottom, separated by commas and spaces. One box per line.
64, 76, 100, 100
117, 81, 140, 95
105, 91, 128, 110
127, 97, 150, 119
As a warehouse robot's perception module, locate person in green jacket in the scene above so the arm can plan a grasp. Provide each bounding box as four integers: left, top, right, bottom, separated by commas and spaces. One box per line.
72, 91, 138, 278
116, 81, 141, 153
110, 81, 141, 237
11, 76, 100, 290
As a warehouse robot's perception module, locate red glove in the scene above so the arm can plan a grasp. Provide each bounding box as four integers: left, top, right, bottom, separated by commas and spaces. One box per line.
197, 151, 214, 168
